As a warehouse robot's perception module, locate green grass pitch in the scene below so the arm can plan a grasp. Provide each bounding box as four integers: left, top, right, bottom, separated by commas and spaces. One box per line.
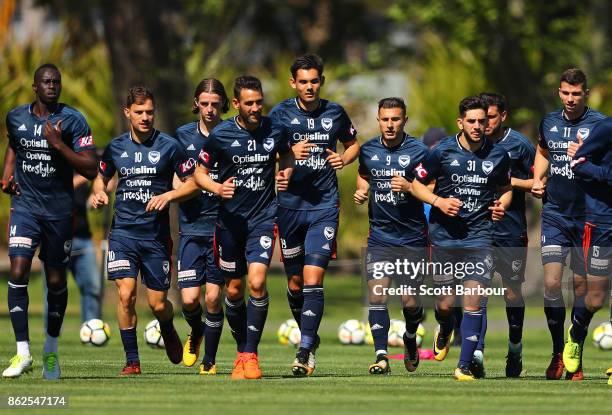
1, 274, 611, 415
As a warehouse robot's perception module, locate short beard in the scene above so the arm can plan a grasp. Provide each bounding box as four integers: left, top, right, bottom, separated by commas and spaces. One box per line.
462, 129, 482, 143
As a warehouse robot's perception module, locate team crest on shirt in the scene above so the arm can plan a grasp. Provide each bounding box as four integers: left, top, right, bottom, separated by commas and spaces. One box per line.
263, 138, 274, 153
512, 259, 522, 274
324, 226, 335, 240
398, 155, 411, 168
63, 240, 72, 254
321, 118, 333, 131
162, 261, 170, 274
577, 128, 590, 140
260, 236, 272, 249
482, 160, 494, 175
148, 151, 161, 164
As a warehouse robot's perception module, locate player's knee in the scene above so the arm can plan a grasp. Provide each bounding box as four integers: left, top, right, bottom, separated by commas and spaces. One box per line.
149, 299, 170, 315
225, 279, 244, 300
248, 279, 267, 297
117, 288, 136, 308
205, 289, 222, 310
286, 274, 303, 292
181, 296, 200, 310
586, 292, 606, 312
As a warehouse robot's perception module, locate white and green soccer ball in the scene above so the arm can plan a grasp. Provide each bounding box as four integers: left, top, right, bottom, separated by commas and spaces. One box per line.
277, 319, 301, 346
388, 319, 425, 347
592, 322, 612, 350
144, 319, 165, 349
79, 319, 111, 347
338, 319, 366, 345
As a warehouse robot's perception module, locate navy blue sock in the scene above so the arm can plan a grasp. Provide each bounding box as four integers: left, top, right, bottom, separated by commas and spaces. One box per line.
369, 304, 390, 354
299, 285, 324, 350
476, 298, 488, 352
158, 315, 176, 341
435, 305, 455, 337
8, 281, 29, 342
183, 303, 204, 339
244, 295, 269, 353
506, 305, 525, 344
46, 282, 67, 338
203, 310, 224, 364
120, 327, 139, 363
459, 310, 483, 368
403, 306, 424, 335
224, 297, 247, 352
570, 306, 594, 343
286, 288, 304, 328
544, 295, 566, 353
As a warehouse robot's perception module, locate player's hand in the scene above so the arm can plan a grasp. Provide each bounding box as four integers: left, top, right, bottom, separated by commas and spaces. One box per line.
353, 189, 368, 205
489, 200, 505, 221
391, 174, 411, 193
435, 197, 461, 217
146, 193, 172, 212
219, 177, 236, 199
276, 169, 291, 192
43, 120, 64, 150
292, 139, 317, 160
1, 175, 20, 196
531, 179, 546, 199
567, 131, 584, 158
325, 148, 344, 170
91, 191, 109, 209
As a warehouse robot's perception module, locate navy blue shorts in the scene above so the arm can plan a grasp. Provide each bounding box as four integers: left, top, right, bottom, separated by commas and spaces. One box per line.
583, 222, 611, 278
177, 234, 223, 288
107, 235, 173, 291
430, 246, 493, 287
277, 206, 339, 277
540, 212, 585, 276
493, 235, 528, 283
364, 240, 428, 285
215, 206, 276, 279
8, 209, 72, 267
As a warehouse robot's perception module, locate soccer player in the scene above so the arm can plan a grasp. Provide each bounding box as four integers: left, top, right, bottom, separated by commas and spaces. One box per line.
2, 64, 98, 379
564, 116, 611, 378
194, 75, 292, 380
269, 54, 359, 376
475, 92, 535, 377
354, 97, 429, 374
91, 86, 197, 375
531, 68, 605, 380
175, 79, 228, 375
411, 96, 512, 381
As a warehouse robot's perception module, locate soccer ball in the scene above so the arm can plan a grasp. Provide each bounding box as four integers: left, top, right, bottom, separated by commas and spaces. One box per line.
144, 319, 165, 349
277, 319, 301, 346
79, 319, 111, 346
592, 322, 612, 350
338, 319, 366, 345
388, 320, 425, 347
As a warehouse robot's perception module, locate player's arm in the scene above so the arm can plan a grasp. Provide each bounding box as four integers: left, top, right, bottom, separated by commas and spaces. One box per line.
410, 179, 460, 217
43, 120, 98, 179
531, 141, 549, 198
194, 165, 235, 199
1, 144, 20, 195
146, 176, 199, 212
571, 131, 611, 184
325, 139, 360, 170
490, 184, 513, 221
91, 173, 112, 209
354, 173, 370, 205
276, 150, 295, 192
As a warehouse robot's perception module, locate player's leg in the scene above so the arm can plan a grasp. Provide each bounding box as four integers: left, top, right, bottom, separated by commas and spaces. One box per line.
541, 214, 571, 379
455, 278, 484, 381
242, 262, 269, 379
431, 248, 456, 361
503, 281, 525, 377
177, 235, 206, 367
3, 212, 42, 378
115, 277, 140, 375
39, 217, 72, 380
366, 276, 391, 375
200, 238, 224, 375
401, 293, 423, 372
70, 237, 102, 322
141, 238, 182, 365
277, 207, 305, 327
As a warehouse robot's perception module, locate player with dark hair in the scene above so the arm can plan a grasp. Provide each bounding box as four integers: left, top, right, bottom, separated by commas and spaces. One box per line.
564, 116, 611, 379
2, 63, 97, 379
175, 78, 229, 374
411, 96, 512, 381
194, 75, 293, 380
473, 92, 535, 377
269, 54, 359, 376
91, 86, 197, 375
531, 68, 605, 380
354, 97, 429, 374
